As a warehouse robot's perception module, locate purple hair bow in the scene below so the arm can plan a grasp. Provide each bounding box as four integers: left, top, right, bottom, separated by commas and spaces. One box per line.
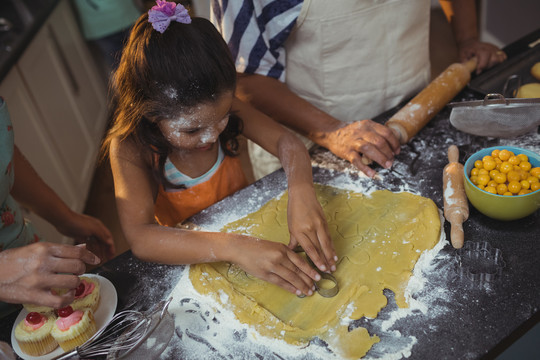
148, 1, 191, 33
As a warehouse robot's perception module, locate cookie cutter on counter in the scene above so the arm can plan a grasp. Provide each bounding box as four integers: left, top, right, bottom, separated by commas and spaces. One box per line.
455, 241, 506, 285
294, 246, 339, 298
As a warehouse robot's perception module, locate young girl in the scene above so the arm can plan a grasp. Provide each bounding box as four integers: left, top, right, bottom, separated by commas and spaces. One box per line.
103, 1, 337, 297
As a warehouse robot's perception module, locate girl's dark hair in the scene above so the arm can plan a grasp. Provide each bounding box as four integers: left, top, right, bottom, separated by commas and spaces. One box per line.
102, 14, 242, 189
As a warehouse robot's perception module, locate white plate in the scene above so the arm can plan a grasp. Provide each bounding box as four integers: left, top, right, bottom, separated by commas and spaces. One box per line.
11, 274, 118, 360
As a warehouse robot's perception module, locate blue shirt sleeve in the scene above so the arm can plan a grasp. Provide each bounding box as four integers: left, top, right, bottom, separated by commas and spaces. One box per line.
211, 0, 302, 82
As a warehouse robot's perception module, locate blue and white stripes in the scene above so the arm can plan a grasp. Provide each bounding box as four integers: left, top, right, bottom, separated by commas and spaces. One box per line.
211, 0, 303, 81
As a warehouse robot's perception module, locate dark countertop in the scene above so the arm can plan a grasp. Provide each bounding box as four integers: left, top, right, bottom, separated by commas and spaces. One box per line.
0, 0, 60, 82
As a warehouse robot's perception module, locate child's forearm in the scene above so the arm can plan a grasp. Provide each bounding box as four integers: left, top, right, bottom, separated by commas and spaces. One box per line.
277, 132, 315, 193
276, 132, 337, 273
122, 223, 242, 265
123, 222, 322, 297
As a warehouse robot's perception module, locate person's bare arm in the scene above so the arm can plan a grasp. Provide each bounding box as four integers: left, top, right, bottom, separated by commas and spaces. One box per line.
236, 73, 400, 177
235, 98, 337, 273
109, 136, 319, 296
445, 0, 506, 73
11, 146, 115, 259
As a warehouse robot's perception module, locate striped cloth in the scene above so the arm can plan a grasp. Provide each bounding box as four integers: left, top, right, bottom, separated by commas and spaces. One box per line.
211, 0, 303, 81
164, 144, 225, 189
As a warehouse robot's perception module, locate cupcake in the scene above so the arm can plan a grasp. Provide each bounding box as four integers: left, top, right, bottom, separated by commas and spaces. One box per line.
51, 306, 97, 352
14, 312, 58, 356
71, 276, 101, 313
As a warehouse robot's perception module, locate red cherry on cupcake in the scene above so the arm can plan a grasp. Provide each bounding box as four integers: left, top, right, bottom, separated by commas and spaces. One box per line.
25, 312, 43, 324
75, 282, 85, 297
56, 306, 74, 318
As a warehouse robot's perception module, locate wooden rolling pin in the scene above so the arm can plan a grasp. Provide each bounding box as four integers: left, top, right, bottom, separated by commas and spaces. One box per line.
386, 58, 477, 144
442, 145, 469, 249
362, 58, 477, 166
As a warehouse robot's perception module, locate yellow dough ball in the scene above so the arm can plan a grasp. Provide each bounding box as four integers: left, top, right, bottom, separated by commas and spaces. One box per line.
532, 62, 540, 81
516, 83, 540, 98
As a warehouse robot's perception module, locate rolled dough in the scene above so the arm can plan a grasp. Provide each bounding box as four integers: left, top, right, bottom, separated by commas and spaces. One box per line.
189, 184, 441, 359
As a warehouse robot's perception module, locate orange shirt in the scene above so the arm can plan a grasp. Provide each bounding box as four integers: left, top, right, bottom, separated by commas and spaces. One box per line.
154, 155, 248, 227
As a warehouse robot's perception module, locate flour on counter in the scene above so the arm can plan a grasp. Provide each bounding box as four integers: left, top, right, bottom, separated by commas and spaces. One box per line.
499, 131, 540, 153
163, 270, 332, 360
158, 126, 540, 359
162, 231, 452, 360
160, 169, 454, 360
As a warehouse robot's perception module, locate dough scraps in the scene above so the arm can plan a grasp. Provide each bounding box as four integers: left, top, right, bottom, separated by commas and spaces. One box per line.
189, 184, 441, 359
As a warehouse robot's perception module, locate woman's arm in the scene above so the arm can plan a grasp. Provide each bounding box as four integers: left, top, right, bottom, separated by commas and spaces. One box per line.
444, 0, 506, 74
235, 98, 337, 273
10, 146, 115, 259
109, 137, 320, 296
0, 243, 100, 307
236, 73, 400, 178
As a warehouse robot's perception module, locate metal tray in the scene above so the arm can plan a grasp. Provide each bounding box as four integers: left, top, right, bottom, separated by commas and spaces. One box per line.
469, 41, 540, 96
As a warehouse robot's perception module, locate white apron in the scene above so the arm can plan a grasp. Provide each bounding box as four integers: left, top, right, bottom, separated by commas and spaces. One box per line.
249, 0, 432, 179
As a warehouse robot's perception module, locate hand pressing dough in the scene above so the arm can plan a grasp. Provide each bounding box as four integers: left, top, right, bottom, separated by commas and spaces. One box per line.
189, 184, 441, 359
516, 83, 540, 98
532, 62, 540, 81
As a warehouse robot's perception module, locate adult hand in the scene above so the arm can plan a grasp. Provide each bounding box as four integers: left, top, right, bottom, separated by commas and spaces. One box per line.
0, 242, 101, 308
318, 119, 401, 178
56, 211, 115, 261
232, 236, 321, 297
458, 39, 506, 74
286, 184, 337, 274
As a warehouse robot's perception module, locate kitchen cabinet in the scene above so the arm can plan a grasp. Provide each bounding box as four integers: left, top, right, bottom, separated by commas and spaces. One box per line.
0, 0, 108, 243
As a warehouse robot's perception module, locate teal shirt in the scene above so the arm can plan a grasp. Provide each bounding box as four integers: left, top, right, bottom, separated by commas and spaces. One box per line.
72, 0, 141, 40
0, 99, 42, 317
0, 99, 41, 250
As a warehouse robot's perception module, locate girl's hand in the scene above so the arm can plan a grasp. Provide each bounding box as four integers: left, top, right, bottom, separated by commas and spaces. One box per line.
232, 236, 322, 296
287, 184, 337, 274
0, 242, 100, 308
56, 211, 115, 262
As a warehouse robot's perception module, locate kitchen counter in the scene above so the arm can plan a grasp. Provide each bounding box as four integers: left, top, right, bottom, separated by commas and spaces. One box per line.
0, 0, 60, 82
0, 87, 538, 359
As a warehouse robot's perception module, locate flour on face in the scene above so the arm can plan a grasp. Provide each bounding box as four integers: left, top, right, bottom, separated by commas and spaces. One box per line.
158, 92, 233, 151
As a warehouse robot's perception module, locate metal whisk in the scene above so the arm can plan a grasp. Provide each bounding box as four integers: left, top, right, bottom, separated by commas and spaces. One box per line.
51, 307, 153, 360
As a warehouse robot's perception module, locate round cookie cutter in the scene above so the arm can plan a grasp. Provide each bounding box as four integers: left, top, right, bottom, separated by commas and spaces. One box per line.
455, 241, 505, 285
294, 247, 339, 298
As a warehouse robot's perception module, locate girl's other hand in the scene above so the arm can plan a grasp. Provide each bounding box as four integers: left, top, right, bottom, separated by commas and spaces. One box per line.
56, 211, 116, 261
232, 236, 321, 296
0, 242, 100, 308
287, 185, 337, 274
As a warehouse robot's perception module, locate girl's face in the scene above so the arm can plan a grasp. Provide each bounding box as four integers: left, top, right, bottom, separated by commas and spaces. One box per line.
158, 92, 233, 152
